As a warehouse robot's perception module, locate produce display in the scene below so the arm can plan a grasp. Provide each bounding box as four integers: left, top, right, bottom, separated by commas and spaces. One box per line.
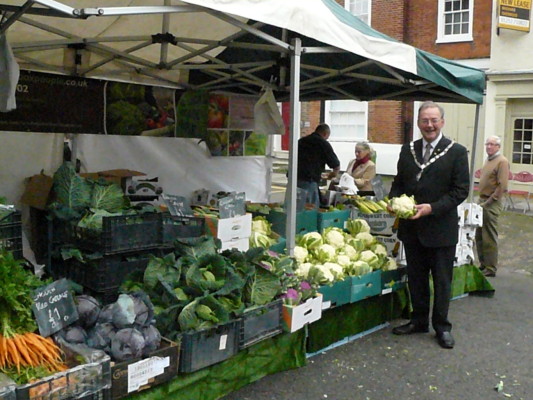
0, 251, 66, 384
55, 293, 161, 362
249, 216, 279, 249
292, 219, 397, 287
119, 237, 315, 340
342, 195, 389, 214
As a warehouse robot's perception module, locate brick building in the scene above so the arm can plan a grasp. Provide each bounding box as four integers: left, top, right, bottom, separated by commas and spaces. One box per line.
281, 0, 492, 175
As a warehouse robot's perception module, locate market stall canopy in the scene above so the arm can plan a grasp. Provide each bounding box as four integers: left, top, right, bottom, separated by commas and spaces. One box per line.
0, 0, 485, 104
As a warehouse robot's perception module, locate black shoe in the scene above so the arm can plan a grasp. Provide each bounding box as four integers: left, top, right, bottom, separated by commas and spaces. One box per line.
392, 322, 429, 335
482, 269, 496, 277
436, 331, 455, 349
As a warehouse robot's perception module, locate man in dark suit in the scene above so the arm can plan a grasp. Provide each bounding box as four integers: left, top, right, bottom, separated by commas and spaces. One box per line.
389, 101, 469, 349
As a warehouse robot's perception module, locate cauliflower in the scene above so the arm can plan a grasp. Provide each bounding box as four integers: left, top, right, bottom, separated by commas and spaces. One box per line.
355, 232, 376, 248
346, 237, 365, 252
350, 260, 373, 276
298, 231, 323, 250
383, 257, 398, 271
323, 227, 346, 249
313, 243, 337, 263
252, 216, 272, 236
346, 218, 371, 236
372, 242, 388, 257
293, 246, 309, 264
336, 254, 352, 270
323, 262, 345, 281
359, 250, 380, 269
390, 194, 417, 219
295, 262, 313, 279
340, 244, 359, 261
309, 264, 335, 285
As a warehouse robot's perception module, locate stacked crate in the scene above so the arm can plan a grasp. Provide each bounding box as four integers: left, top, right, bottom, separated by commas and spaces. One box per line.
0, 210, 23, 260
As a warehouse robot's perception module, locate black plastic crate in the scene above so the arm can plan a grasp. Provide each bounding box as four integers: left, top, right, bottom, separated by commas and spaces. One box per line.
59, 213, 162, 255
239, 299, 283, 349
84, 288, 121, 306
66, 253, 152, 293
179, 320, 239, 373
162, 213, 205, 246
0, 223, 23, 260
0, 210, 21, 225
80, 388, 110, 400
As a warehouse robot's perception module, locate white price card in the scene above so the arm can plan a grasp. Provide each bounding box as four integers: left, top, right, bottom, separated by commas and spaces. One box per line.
219, 334, 228, 350
127, 356, 170, 393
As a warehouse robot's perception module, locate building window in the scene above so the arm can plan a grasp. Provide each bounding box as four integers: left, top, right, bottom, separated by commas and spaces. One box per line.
325, 100, 368, 142
437, 0, 474, 43
345, 0, 370, 25
512, 118, 533, 165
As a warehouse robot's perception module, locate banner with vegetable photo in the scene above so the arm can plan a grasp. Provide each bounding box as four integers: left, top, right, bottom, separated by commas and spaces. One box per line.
105, 81, 176, 137
175, 90, 209, 138
244, 132, 267, 156
205, 130, 229, 156
0, 70, 104, 134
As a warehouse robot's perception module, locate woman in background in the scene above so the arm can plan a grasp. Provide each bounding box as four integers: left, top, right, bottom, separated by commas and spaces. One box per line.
345, 142, 376, 196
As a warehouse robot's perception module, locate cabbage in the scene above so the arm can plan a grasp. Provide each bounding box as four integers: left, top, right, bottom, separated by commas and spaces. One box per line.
251, 216, 272, 236
87, 322, 116, 351
249, 231, 276, 249
63, 325, 88, 344
112, 294, 136, 328
141, 325, 161, 356
76, 295, 101, 329
111, 328, 145, 362
323, 227, 346, 249
97, 304, 114, 324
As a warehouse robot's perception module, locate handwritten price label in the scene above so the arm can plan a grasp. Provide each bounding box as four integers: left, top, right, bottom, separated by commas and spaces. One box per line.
31, 279, 78, 337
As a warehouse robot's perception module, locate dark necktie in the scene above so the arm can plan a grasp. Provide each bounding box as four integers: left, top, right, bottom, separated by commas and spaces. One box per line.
423, 143, 432, 164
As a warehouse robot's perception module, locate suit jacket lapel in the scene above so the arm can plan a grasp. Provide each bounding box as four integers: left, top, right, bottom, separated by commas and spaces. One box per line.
414, 139, 424, 164
431, 136, 451, 161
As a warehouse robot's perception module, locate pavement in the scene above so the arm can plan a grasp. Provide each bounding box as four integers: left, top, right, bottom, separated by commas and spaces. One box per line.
221, 210, 533, 400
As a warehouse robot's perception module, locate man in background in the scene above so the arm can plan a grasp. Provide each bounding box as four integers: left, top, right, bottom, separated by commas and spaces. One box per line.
297, 123, 340, 207
389, 101, 469, 349
475, 135, 509, 277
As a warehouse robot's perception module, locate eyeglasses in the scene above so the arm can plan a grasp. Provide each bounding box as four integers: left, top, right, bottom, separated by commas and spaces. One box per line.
419, 118, 442, 125
485, 143, 499, 146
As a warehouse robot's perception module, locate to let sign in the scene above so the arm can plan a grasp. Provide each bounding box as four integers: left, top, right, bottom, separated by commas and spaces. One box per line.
31, 279, 79, 337
498, 0, 532, 32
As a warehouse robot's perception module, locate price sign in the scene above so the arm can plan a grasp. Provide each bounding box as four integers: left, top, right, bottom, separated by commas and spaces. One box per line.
31, 279, 78, 337
162, 194, 193, 216
219, 192, 246, 219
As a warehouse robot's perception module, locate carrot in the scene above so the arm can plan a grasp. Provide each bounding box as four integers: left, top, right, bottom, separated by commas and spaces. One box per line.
0, 334, 6, 368
23, 333, 62, 365
12, 334, 35, 367
5, 337, 21, 373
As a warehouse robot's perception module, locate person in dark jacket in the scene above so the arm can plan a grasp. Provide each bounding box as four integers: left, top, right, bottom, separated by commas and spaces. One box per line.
389, 101, 469, 349
296, 124, 340, 207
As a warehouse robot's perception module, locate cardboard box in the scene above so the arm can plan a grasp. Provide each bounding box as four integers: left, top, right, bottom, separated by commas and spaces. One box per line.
318, 278, 351, 309
350, 270, 381, 303
20, 173, 54, 210
204, 213, 252, 241
317, 208, 351, 232
282, 294, 323, 333
267, 209, 318, 237
375, 234, 400, 257
463, 202, 483, 227
381, 267, 407, 294
111, 337, 179, 399
352, 211, 397, 236
220, 237, 250, 252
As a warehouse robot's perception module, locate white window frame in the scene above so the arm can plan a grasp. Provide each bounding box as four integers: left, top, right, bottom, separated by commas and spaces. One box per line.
324, 100, 368, 143
436, 0, 474, 44
345, 0, 371, 25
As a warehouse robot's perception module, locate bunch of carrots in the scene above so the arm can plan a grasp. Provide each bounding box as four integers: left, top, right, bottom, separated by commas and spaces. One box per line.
0, 250, 67, 381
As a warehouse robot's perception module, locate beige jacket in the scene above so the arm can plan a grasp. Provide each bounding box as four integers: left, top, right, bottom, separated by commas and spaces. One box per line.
346, 159, 376, 191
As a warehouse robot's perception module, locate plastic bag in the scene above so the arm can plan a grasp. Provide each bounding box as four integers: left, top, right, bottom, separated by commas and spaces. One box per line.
254, 88, 284, 135
338, 172, 358, 195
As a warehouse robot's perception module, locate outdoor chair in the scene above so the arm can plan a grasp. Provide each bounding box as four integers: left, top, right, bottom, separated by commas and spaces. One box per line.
506, 171, 533, 213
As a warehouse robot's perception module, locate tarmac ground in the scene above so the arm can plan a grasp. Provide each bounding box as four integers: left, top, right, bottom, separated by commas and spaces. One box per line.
221, 209, 533, 400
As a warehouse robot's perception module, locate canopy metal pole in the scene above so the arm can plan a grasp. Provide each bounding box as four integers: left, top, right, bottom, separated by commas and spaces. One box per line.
285, 37, 301, 256
468, 103, 481, 202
